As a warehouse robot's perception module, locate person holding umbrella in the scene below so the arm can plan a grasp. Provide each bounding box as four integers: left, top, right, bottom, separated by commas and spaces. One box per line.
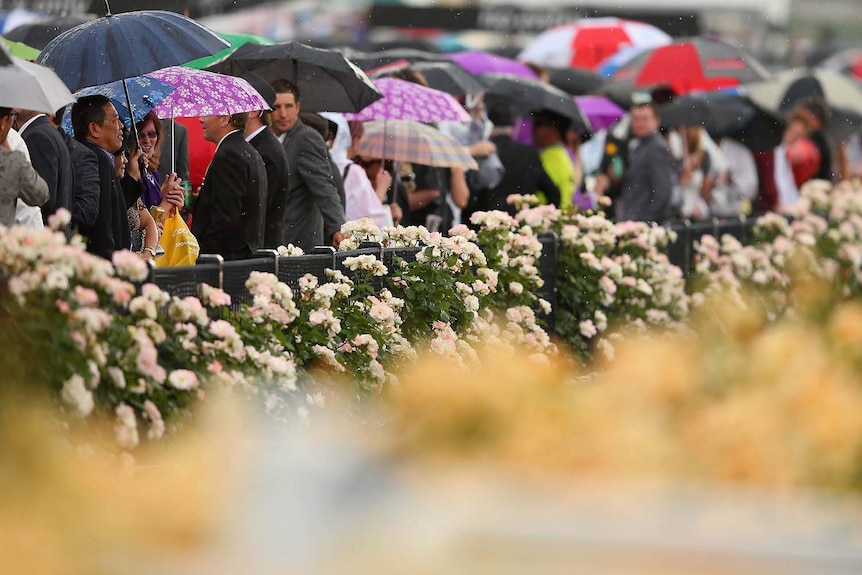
0, 107, 49, 227
71, 95, 143, 259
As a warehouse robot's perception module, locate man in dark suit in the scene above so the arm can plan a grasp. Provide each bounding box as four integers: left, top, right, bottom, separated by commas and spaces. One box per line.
71, 95, 141, 259
191, 112, 266, 261
52, 107, 100, 231
615, 102, 674, 223
242, 73, 291, 249
13, 107, 73, 224
271, 79, 345, 250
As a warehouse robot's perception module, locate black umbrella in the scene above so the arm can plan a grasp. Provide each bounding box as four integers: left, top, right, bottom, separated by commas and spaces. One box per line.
5, 14, 96, 50
546, 66, 605, 96
478, 73, 589, 132
207, 41, 383, 113
660, 93, 784, 151
410, 61, 484, 96
347, 49, 445, 72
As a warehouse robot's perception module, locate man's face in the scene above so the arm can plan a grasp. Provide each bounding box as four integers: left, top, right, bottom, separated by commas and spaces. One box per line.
199, 115, 228, 144
272, 91, 299, 136
630, 106, 658, 139
89, 103, 124, 153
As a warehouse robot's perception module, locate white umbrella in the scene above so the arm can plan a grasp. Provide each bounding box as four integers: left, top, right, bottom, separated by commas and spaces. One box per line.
0, 43, 74, 113
746, 68, 862, 116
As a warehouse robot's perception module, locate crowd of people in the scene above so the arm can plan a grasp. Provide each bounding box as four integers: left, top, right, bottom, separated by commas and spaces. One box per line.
1, 58, 858, 264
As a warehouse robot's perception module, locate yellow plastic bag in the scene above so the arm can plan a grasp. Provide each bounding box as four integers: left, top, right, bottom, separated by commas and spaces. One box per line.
155, 211, 200, 267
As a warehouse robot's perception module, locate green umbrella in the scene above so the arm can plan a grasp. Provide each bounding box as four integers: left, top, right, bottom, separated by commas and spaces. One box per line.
1, 36, 41, 61
184, 32, 274, 70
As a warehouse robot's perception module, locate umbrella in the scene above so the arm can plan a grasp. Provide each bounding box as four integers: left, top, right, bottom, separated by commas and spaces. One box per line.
345, 78, 470, 123
518, 17, 671, 70
0, 47, 75, 113
608, 38, 770, 96
596, 45, 651, 77
348, 48, 444, 72
358, 120, 478, 170
575, 95, 625, 131
409, 61, 484, 96
59, 76, 175, 135
478, 73, 589, 132
818, 48, 862, 82
184, 31, 274, 70
4, 14, 95, 49
660, 93, 784, 151
37, 10, 229, 91
546, 66, 606, 96
207, 41, 382, 113
1, 36, 40, 60
147, 67, 270, 119
445, 51, 538, 79
746, 68, 862, 115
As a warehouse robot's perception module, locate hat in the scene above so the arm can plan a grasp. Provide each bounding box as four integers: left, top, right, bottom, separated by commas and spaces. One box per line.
241, 72, 277, 110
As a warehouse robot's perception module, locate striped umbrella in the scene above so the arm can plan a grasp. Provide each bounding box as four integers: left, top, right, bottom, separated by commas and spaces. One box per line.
358, 120, 477, 170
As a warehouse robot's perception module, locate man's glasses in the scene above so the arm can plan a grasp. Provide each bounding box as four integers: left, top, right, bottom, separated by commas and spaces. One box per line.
139, 131, 158, 140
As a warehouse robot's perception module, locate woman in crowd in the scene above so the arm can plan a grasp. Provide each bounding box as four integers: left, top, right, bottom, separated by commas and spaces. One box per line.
114, 139, 159, 262
135, 112, 186, 216
324, 112, 394, 229
677, 125, 717, 220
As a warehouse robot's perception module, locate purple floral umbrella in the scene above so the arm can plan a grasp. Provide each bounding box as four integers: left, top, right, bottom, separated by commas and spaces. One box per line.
345, 77, 471, 122
147, 66, 269, 119
445, 51, 538, 79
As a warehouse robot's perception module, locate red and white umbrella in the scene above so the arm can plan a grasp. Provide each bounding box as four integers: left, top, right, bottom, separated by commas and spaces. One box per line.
518, 17, 672, 71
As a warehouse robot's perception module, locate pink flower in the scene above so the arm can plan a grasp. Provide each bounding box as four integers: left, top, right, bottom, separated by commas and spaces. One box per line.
208, 359, 223, 374
167, 369, 199, 390
56, 299, 71, 314
112, 250, 149, 282
72, 286, 99, 307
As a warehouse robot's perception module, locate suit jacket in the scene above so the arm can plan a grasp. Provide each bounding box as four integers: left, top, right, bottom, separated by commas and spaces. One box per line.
249, 127, 291, 249
617, 133, 674, 223
281, 119, 346, 250
20, 116, 73, 224
79, 140, 136, 259
159, 119, 190, 181
60, 130, 100, 229
191, 131, 266, 260
0, 148, 49, 227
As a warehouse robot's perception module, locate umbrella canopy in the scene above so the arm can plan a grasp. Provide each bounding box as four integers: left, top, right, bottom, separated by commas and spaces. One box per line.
575, 95, 625, 130
148, 67, 269, 119
0, 47, 75, 113
358, 120, 478, 170
546, 66, 606, 96
207, 41, 382, 113
346, 78, 470, 123
184, 32, 274, 70
478, 73, 589, 132
348, 48, 444, 72
410, 61, 484, 96
746, 68, 862, 115
1, 36, 40, 60
59, 76, 175, 135
37, 10, 229, 91
608, 38, 770, 96
818, 48, 862, 82
518, 17, 672, 70
660, 93, 785, 151
446, 51, 538, 79
4, 14, 95, 49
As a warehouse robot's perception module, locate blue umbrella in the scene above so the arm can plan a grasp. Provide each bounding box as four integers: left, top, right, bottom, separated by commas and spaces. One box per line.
59, 76, 175, 136
36, 9, 228, 91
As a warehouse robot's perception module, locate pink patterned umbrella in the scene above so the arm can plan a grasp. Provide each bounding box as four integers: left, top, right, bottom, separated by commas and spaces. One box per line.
345, 77, 470, 122
147, 66, 269, 118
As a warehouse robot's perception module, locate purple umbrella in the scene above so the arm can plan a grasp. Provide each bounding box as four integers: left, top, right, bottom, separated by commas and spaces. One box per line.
575, 95, 625, 131
446, 51, 538, 79
147, 66, 269, 119
346, 77, 470, 122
